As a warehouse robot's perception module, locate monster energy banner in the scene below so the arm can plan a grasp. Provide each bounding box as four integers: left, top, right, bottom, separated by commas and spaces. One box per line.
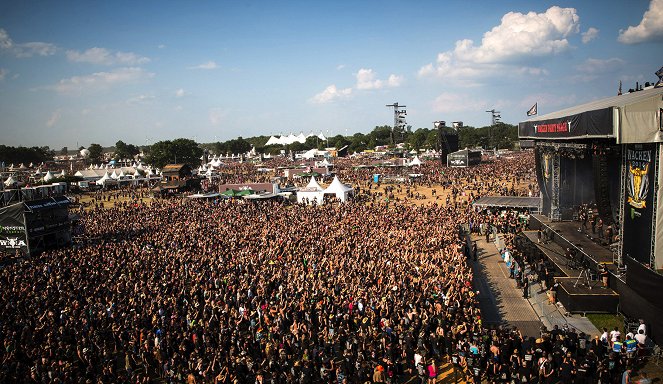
0, 202, 28, 253
622, 143, 656, 265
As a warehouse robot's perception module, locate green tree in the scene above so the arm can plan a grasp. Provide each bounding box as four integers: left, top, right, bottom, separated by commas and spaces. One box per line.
60, 146, 68, 156
87, 143, 104, 164
368, 125, 392, 147
114, 140, 140, 160
0, 145, 53, 165
145, 138, 202, 168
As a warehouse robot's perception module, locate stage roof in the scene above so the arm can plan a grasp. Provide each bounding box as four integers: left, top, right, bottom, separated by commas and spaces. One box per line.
519, 86, 663, 143
472, 196, 541, 210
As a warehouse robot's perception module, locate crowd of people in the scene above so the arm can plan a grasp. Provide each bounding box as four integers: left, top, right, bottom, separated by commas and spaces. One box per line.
0, 151, 655, 383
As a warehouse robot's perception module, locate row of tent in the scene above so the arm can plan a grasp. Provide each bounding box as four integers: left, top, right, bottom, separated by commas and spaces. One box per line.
265, 132, 327, 146
3, 170, 68, 187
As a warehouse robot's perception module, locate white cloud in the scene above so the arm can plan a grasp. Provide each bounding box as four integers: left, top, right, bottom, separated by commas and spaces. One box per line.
420, 6, 580, 80
356, 68, 383, 90
431, 92, 489, 113
51, 67, 154, 94
174, 105, 183, 112
387, 74, 404, 87
0, 68, 7, 81
15, 42, 57, 57
572, 57, 626, 82
175, 88, 185, 97
158, 44, 166, 49
355, 68, 403, 90
582, 27, 599, 44
618, 0, 663, 44
576, 57, 625, 73
189, 61, 218, 70
46, 110, 61, 127
126, 94, 155, 104
0, 29, 12, 49
336, 64, 346, 70
310, 84, 352, 104
66, 47, 150, 65
0, 28, 57, 57
209, 108, 226, 125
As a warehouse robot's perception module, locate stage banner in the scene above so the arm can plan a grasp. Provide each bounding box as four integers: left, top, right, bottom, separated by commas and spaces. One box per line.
0, 202, 28, 253
622, 143, 656, 264
519, 107, 613, 139
534, 147, 552, 216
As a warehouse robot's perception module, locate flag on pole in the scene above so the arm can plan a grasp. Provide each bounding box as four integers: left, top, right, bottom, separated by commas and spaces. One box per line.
526, 103, 537, 116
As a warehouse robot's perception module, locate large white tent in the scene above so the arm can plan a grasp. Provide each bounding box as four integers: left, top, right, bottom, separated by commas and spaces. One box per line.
297, 176, 325, 205
323, 176, 353, 202
409, 156, 422, 167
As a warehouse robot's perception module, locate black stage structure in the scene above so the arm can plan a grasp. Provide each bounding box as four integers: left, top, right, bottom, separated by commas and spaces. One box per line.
519, 86, 663, 342
0, 196, 72, 257
472, 196, 542, 214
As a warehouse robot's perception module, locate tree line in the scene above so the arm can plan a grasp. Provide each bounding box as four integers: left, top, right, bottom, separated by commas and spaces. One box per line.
1, 123, 518, 169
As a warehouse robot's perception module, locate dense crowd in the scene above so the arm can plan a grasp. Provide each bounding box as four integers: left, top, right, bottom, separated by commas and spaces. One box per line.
2, 151, 654, 383
1, 196, 484, 383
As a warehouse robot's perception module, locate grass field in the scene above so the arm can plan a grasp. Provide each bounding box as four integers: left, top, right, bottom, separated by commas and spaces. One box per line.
586, 313, 624, 334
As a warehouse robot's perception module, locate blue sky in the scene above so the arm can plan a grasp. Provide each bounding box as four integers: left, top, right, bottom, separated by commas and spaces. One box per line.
0, 0, 662, 148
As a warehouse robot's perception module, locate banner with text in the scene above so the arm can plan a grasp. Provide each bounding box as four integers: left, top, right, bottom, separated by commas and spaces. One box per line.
622, 143, 656, 265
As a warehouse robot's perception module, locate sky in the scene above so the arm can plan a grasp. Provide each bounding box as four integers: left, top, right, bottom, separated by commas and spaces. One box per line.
0, 0, 662, 149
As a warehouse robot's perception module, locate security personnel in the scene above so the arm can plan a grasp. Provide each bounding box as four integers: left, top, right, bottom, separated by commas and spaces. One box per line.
612, 336, 624, 354
624, 335, 638, 359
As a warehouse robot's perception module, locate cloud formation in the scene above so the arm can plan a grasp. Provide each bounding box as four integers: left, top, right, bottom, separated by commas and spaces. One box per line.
51, 67, 154, 94
355, 68, 403, 90
618, 0, 663, 44
310, 84, 352, 104
175, 88, 185, 97
420, 6, 580, 80
189, 61, 218, 70
0, 28, 57, 57
576, 57, 625, 73
582, 27, 599, 44
46, 110, 61, 127
66, 47, 150, 66
0, 68, 7, 81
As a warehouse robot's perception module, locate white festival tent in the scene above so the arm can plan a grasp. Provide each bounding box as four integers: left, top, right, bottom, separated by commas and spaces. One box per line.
409, 156, 422, 167
42, 171, 56, 182
297, 176, 325, 205
322, 176, 353, 202
4, 176, 17, 186
95, 172, 115, 186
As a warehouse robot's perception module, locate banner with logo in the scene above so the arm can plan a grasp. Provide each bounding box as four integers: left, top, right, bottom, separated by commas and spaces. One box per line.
519, 107, 613, 139
0, 202, 28, 253
622, 143, 656, 265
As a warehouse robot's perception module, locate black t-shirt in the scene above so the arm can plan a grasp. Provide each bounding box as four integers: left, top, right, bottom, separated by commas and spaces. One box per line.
559, 361, 573, 379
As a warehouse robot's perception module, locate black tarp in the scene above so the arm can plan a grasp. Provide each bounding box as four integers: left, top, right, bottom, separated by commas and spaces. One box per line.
625, 256, 663, 309
0, 202, 28, 253
519, 108, 613, 139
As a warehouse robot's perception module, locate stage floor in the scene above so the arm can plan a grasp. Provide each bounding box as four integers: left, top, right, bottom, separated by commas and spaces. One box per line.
522, 231, 582, 278
530, 214, 614, 266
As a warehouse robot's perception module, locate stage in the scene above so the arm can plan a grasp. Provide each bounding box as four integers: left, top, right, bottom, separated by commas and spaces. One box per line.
519, 215, 620, 313
555, 277, 619, 314
529, 214, 615, 268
